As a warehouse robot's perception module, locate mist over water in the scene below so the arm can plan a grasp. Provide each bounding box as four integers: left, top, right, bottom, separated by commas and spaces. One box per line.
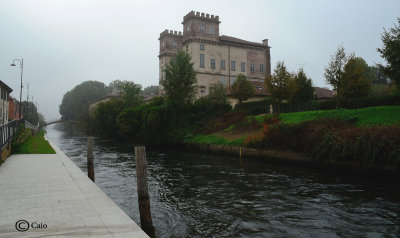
46, 124, 400, 238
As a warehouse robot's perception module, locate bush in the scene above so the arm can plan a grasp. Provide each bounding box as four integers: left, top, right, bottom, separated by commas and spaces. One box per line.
245, 118, 400, 169
340, 94, 400, 108
116, 96, 231, 145
234, 99, 272, 115
91, 98, 124, 138
200, 111, 249, 134
371, 84, 391, 97
318, 99, 337, 110
12, 124, 30, 152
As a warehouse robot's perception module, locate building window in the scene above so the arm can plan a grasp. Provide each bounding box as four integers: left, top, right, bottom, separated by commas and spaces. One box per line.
199, 85, 206, 96
187, 25, 190, 33
221, 60, 226, 70
251, 63, 255, 72
221, 76, 227, 85
231, 61, 235, 71
260, 64, 264, 73
241, 62, 246, 72
200, 54, 205, 68
162, 41, 165, 48
211, 59, 215, 69
231, 76, 236, 85
200, 45, 204, 50
200, 25, 204, 33
172, 42, 177, 48
210, 26, 215, 35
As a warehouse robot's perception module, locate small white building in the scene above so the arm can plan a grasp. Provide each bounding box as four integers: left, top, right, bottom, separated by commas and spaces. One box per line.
0, 81, 13, 125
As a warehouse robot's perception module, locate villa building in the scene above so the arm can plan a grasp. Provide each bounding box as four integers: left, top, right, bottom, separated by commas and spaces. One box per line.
158, 11, 271, 98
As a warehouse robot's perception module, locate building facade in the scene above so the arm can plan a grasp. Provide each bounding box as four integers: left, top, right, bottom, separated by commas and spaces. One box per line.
8, 96, 21, 121
159, 11, 271, 97
0, 80, 12, 125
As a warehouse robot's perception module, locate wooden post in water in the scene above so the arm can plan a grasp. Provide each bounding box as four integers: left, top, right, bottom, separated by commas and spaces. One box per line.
87, 137, 95, 182
134, 146, 156, 238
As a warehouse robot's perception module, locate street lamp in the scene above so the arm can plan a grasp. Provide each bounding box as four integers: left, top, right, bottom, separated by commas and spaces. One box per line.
10, 58, 23, 119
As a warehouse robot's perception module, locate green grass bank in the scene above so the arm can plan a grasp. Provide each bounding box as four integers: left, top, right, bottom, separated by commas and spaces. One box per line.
273, 105, 400, 126
187, 106, 400, 146
186, 106, 400, 174
13, 130, 56, 154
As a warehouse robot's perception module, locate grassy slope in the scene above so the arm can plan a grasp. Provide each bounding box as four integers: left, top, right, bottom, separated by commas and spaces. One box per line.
187, 134, 244, 146
13, 130, 56, 154
187, 106, 400, 145
275, 106, 400, 126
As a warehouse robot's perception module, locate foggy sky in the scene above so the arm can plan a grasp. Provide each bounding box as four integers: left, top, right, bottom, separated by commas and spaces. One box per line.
0, 0, 399, 120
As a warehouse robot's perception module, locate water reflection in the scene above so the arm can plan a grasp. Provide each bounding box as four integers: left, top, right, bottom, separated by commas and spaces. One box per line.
46, 123, 400, 238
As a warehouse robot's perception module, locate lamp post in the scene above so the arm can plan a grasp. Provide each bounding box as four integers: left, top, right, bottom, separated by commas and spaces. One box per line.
10, 58, 23, 119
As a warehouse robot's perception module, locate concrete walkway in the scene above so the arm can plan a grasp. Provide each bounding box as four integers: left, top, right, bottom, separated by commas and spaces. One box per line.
0, 142, 148, 237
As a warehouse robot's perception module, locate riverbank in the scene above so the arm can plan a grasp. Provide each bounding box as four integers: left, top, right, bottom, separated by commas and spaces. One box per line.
187, 106, 400, 146
185, 143, 400, 179
12, 129, 55, 154
185, 106, 400, 177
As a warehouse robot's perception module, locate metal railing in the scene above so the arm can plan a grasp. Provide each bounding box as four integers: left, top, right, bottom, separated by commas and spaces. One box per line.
0, 118, 25, 151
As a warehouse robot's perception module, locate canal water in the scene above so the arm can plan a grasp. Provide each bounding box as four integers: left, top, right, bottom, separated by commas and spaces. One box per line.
45, 124, 400, 238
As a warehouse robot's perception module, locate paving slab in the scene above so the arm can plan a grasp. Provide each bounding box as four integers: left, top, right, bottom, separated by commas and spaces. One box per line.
0, 142, 148, 237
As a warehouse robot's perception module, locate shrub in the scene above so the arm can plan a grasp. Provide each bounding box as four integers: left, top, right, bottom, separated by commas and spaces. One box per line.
116, 96, 231, 145
200, 111, 249, 134
91, 98, 124, 138
234, 99, 273, 115
12, 124, 30, 152
245, 118, 400, 169
340, 94, 400, 108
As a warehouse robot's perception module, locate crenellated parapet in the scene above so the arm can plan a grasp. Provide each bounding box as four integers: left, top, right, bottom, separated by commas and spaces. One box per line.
183, 10, 220, 23
159, 29, 183, 38
159, 29, 183, 56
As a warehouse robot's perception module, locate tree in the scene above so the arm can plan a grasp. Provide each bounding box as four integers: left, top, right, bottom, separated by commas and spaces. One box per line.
21, 101, 39, 125
93, 98, 125, 138
369, 66, 389, 85
293, 68, 314, 102
208, 81, 228, 105
341, 56, 375, 100
143, 85, 159, 96
324, 45, 348, 108
38, 113, 46, 127
120, 81, 143, 108
377, 17, 400, 88
265, 61, 296, 113
59, 81, 108, 121
108, 79, 125, 93
230, 74, 254, 104
162, 50, 197, 105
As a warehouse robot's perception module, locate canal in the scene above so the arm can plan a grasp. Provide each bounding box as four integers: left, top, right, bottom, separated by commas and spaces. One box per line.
45, 124, 400, 238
